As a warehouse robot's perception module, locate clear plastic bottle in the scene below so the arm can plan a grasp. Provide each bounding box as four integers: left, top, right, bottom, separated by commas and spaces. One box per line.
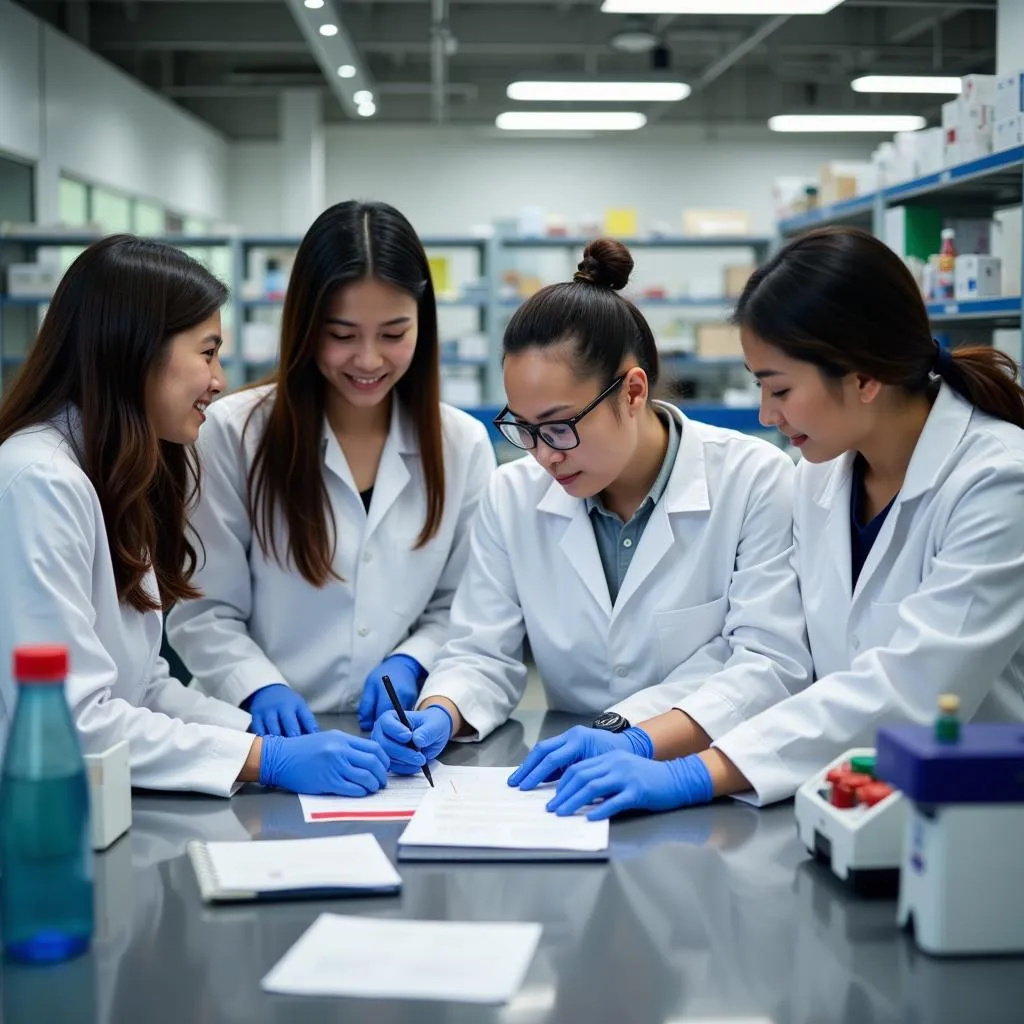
0, 645, 93, 963
937, 227, 957, 302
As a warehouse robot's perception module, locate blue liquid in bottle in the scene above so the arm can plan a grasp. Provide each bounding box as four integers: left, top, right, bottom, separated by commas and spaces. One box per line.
0, 645, 93, 963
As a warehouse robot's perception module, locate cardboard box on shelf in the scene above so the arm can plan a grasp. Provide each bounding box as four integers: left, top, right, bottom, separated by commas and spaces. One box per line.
954, 255, 1002, 300
682, 209, 751, 237
995, 71, 1024, 121
941, 99, 961, 130
724, 264, 755, 298
948, 218, 993, 256
695, 323, 743, 358
819, 161, 874, 204
772, 176, 816, 220
871, 142, 897, 187
995, 115, 1024, 152
961, 74, 997, 109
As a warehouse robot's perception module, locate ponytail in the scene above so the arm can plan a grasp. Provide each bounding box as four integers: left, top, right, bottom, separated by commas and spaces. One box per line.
939, 346, 1024, 428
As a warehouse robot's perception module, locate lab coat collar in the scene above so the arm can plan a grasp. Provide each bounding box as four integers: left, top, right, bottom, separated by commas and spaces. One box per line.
320, 396, 418, 489
812, 382, 972, 511
536, 401, 710, 519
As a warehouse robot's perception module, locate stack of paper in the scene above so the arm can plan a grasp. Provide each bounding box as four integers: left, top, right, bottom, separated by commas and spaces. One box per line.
261, 914, 543, 1003
398, 766, 609, 861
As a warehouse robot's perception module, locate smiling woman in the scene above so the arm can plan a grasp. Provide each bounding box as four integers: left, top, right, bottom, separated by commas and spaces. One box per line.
166, 200, 495, 736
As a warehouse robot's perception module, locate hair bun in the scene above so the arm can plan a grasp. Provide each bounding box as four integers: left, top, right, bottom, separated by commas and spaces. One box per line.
573, 238, 634, 291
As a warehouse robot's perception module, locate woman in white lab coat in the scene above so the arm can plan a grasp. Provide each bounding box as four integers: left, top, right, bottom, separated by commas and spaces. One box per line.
371, 238, 812, 773
539, 226, 1024, 821
0, 236, 389, 798
166, 201, 495, 735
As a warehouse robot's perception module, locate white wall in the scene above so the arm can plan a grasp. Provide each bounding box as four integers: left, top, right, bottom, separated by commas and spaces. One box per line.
228, 125, 873, 237
0, 0, 41, 163
0, 0, 228, 222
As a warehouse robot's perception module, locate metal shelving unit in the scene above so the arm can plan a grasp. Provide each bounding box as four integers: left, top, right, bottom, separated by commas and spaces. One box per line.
777, 145, 1024, 353
1, 227, 775, 435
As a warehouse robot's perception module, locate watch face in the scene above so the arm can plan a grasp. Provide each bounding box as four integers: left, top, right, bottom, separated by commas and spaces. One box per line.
593, 712, 628, 732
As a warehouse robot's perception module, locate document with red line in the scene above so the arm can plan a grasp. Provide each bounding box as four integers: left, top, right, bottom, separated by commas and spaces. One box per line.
297, 763, 492, 823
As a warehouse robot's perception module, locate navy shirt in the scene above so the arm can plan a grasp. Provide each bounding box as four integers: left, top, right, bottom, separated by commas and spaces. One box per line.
849, 454, 896, 588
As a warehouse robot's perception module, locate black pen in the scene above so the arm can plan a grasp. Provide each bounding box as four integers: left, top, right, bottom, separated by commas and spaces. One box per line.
381, 674, 434, 787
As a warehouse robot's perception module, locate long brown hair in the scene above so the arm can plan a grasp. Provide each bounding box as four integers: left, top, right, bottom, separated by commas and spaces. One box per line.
0, 235, 228, 611
247, 200, 444, 587
734, 226, 1024, 427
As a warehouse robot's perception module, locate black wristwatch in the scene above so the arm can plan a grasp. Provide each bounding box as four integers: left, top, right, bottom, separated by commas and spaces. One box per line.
592, 711, 631, 733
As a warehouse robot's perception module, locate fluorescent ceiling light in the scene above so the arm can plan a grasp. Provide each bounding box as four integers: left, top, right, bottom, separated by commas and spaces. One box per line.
769, 113, 926, 132
507, 81, 690, 102
358, 101, 376, 117
496, 111, 647, 131
601, 1, 843, 13
354, 89, 374, 104
338, 64, 356, 78
318, 23, 339, 36
852, 75, 962, 95
303, 0, 325, 8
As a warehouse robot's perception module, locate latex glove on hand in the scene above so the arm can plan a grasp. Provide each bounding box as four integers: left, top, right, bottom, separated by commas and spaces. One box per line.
546, 751, 714, 821
243, 683, 319, 737
259, 731, 390, 796
371, 706, 453, 775
507, 725, 654, 790
358, 654, 427, 732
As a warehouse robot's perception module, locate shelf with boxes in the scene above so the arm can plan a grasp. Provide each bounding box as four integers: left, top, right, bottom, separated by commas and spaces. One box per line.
0, 231, 500, 401
775, 73, 1024, 350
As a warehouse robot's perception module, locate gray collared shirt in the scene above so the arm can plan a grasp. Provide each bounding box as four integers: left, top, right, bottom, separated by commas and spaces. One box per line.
585, 408, 681, 604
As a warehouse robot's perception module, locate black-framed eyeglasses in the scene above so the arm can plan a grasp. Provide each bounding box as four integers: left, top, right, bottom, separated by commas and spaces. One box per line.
493, 375, 626, 451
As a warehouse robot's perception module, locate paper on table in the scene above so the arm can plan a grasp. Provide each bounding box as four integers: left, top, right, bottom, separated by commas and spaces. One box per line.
298, 764, 514, 822
261, 913, 542, 1003
399, 773, 609, 852
202, 834, 401, 893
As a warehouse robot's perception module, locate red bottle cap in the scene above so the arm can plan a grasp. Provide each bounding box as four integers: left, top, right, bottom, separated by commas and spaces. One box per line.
831, 782, 857, 809
13, 645, 68, 684
858, 782, 895, 807
842, 772, 873, 791
826, 763, 851, 785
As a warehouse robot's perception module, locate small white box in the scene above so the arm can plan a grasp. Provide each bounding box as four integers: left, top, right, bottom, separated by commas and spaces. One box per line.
6, 263, 61, 297
84, 740, 132, 852
994, 115, 1024, 152
914, 128, 945, 176
941, 99, 961, 130
954, 255, 1002, 300
961, 74, 996, 107
995, 71, 1024, 121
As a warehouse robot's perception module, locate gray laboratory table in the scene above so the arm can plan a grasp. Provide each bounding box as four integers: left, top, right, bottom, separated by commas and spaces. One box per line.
3, 711, 1022, 1024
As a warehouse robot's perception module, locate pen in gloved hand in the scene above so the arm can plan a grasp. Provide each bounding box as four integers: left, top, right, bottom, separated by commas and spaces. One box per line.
381, 674, 435, 787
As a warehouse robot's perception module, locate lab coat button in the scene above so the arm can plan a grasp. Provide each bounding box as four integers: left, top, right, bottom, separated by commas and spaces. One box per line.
616, 666, 628, 678
622, 538, 633, 549
358, 626, 370, 638
850, 635, 860, 650
362, 550, 373, 563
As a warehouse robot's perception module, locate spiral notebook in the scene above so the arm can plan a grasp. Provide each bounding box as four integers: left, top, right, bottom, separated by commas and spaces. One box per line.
187, 833, 402, 903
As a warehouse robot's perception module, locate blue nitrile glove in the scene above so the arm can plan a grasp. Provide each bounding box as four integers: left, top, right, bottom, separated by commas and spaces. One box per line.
242, 683, 319, 737
358, 654, 427, 732
507, 725, 653, 790
371, 706, 453, 775
258, 731, 390, 796
546, 751, 714, 821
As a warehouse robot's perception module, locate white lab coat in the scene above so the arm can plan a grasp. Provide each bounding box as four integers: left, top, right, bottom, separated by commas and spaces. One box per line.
166, 385, 495, 711
419, 401, 812, 740
715, 383, 1024, 805
0, 412, 254, 798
